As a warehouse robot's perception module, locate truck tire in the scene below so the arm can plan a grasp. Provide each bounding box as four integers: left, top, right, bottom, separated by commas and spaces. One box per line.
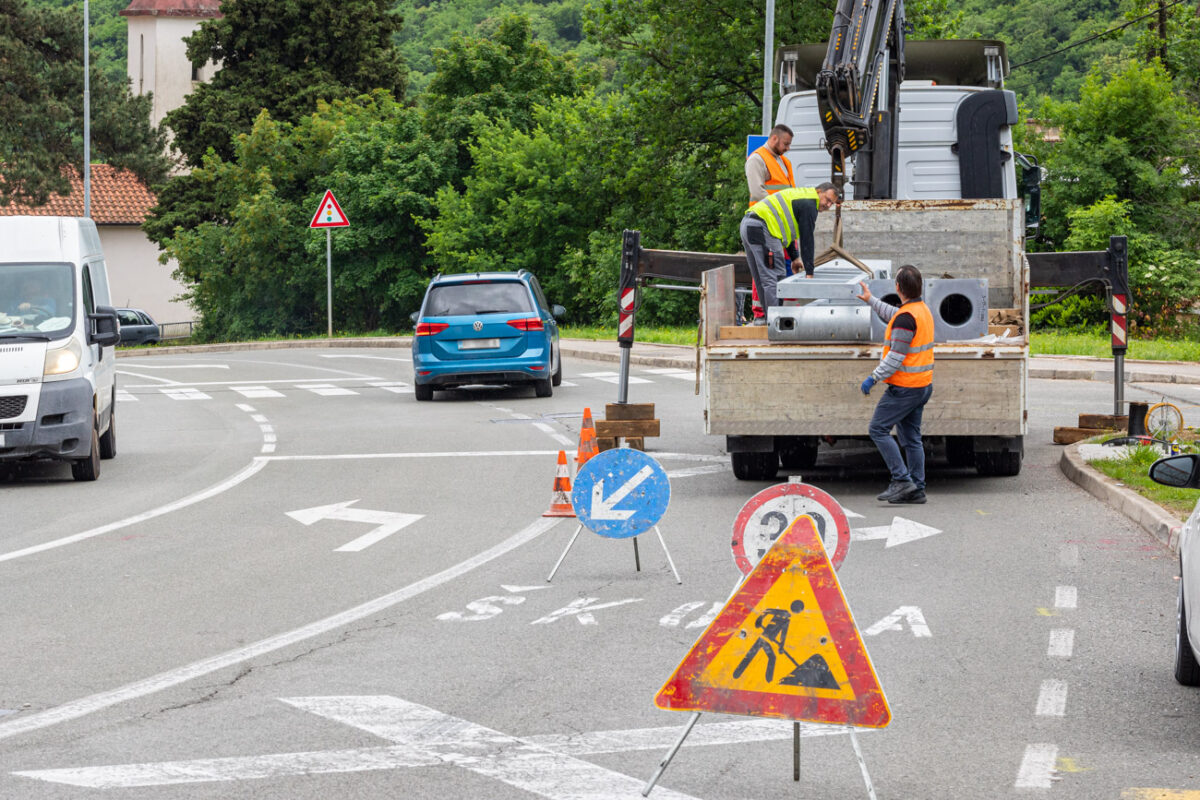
974, 449, 1021, 476
777, 438, 818, 470
71, 418, 101, 482
99, 391, 117, 460
945, 436, 974, 468
731, 451, 778, 481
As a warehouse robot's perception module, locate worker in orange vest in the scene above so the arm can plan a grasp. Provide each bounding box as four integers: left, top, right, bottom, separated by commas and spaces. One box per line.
855, 265, 935, 505
745, 124, 795, 324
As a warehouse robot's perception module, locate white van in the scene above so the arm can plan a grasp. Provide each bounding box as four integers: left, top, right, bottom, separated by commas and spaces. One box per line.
0, 217, 121, 480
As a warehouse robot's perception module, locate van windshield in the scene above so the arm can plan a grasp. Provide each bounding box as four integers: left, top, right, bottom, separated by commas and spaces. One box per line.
0, 264, 75, 337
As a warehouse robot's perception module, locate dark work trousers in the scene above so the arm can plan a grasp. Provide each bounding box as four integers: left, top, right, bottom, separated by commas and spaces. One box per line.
868, 383, 934, 490
740, 215, 787, 312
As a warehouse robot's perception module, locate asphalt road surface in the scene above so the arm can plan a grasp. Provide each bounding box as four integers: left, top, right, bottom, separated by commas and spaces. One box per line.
0, 347, 1197, 799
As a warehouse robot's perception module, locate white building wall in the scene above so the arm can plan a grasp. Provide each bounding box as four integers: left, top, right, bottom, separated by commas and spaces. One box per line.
126, 15, 209, 128
99, 226, 194, 324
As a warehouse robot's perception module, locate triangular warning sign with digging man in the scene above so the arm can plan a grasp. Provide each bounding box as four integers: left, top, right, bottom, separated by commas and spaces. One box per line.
655, 514, 890, 728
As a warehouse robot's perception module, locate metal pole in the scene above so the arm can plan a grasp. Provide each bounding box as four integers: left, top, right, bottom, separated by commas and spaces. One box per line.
793, 722, 801, 781
326, 228, 333, 338
633, 536, 641, 572
1114, 353, 1125, 416
849, 730, 879, 800
654, 526, 682, 584
547, 524, 584, 582
83, 0, 91, 218
642, 711, 701, 796
762, 0, 775, 135
617, 346, 631, 404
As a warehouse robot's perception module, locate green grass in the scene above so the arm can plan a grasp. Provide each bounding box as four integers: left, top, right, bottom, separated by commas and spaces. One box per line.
560, 325, 697, 345
1088, 444, 1200, 520
1032, 329, 1200, 361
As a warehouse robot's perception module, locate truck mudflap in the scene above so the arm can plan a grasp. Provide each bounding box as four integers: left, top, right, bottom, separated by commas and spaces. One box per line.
0, 378, 94, 461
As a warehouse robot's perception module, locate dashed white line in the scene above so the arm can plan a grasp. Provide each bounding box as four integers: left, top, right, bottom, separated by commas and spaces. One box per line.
1035, 679, 1068, 717
1015, 743, 1058, 788
115, 390, 137, 402
233, 386, 285, 399
160, 388, 211, 401
1047, 629, 1075, 658
1054, 586, 1078, 609
297, 383, 359, 397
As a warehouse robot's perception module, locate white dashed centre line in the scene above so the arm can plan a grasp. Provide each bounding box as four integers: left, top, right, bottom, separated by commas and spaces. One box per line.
1054, 585, 1078, 609
1035, 679, 1068, 717
1016, 744, 1059, 789
1047, 629, 1075, 658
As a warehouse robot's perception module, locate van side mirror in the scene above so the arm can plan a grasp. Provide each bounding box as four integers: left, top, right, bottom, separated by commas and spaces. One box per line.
1149, 454, 1200, 489
89, 305, 121, 348
551, 304, 566, 320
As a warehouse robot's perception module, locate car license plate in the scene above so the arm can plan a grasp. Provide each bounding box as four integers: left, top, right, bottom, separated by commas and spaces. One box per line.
459, 338, 500, 350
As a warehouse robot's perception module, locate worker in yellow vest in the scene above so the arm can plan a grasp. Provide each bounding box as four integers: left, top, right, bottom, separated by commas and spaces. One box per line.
739, 184, 839, 323
855, 265, 935, 505
745, 125, 796, 323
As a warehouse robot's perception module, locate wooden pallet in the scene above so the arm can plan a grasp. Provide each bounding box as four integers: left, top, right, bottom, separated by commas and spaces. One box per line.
597, 403, 659, 451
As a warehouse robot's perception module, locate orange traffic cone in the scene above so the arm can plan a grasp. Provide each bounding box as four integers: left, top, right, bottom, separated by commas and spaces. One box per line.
577, 407, 599, 468
543, 450, 576, 517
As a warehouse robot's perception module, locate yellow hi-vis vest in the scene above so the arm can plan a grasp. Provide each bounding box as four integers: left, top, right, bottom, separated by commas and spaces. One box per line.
748, 145, 795, 207
882, 300, 935, 388
748, 186, 818, 243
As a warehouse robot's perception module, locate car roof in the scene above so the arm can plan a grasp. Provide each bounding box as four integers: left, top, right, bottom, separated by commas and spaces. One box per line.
430, 271, 532, 286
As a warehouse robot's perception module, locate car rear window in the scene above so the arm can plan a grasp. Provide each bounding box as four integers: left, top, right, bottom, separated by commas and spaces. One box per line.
424, 281, 533, 316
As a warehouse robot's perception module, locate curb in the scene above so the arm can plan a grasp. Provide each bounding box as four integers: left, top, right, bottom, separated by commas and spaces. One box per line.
1059, 442, 1183, 552
117, 337, 412, 358
558, 343, 695, 370
1030, 366, 1200, 385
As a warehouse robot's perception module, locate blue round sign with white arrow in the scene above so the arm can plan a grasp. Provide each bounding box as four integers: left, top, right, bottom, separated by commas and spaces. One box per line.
571, 448, 671, 539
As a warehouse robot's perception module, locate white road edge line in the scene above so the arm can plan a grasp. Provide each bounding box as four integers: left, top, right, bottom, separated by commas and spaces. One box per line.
0, 517, 562, 743
1015, 743, 1058, 788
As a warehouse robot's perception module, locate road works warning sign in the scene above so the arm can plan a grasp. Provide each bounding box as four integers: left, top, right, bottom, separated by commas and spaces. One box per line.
309, 189, 350, 228
655, 515, 890, 727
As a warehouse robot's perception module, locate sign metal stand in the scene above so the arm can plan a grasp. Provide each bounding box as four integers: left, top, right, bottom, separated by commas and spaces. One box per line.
308, 189, 350, 338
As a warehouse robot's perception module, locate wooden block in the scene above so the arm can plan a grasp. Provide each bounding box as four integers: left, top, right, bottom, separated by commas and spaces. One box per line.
1053, 426, 1107, 445
596, 437, 618, 452
719, 324, 768, 340
1078, 414, 1128, 430
621, 437, 645, 451
989, 307, 1022, 325
605, 402, 655, 421
988, 325, 1020, 337
596, 419, 661, 438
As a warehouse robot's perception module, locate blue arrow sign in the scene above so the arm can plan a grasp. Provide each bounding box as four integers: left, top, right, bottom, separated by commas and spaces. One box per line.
571, 448, 671, 539
746, 134, 768, 159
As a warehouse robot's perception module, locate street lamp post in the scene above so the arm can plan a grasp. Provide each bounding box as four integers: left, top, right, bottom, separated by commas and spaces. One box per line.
83, 0, 91, 217
761, 0, 775, 135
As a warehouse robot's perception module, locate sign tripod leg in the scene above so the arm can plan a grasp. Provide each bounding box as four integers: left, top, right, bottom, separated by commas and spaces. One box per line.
849, 730, 878, 800
641, 711, 701, 796
546, 524, 584, 582
793, 722, 800, 781
654, 526, 682, 584
633, 537, 642, 572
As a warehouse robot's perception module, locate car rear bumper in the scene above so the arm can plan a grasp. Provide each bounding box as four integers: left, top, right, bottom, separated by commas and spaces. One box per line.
0, 378, 94, 461
412, 350, 550, 387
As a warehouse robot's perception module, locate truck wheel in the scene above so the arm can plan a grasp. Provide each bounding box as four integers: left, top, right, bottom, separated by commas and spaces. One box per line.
414, 384, 434, 402
99, 393, 117, 460
731, 451, 778, 481
71, 419, 101, 482
777, 438, 818, 470
975, 450, 1021, 476
945, 436, 974, 468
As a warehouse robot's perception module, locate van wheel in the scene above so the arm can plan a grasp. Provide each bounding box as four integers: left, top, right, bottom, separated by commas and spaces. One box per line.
551, 354, 562, 387
534, 377, 553, 398
72, 419, 101, 481
1176, 574, 1200, 686
99, 394, 117, 460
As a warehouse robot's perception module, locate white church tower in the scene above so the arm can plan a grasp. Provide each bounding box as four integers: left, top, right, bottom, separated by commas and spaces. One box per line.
120, 0, 222, 128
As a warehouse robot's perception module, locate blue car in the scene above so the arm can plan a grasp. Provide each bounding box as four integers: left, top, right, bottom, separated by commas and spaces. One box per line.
411, 271, 565, 401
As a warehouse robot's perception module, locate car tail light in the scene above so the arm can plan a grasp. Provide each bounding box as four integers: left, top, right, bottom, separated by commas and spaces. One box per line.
415, 322, 448, 336
506, 317, 544, 331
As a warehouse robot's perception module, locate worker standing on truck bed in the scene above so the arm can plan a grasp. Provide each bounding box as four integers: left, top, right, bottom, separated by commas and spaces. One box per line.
745, 125, 796, 324
739, 183, 838, 322
856, 265, 934, 505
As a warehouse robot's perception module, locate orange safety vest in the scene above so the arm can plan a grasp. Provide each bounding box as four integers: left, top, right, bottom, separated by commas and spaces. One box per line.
747, 145, 795, 207
882, 300, 935, 387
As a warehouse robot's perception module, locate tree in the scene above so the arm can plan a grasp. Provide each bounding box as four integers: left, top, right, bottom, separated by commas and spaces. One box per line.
0, 0, 169, 205
164, 0, 407, 167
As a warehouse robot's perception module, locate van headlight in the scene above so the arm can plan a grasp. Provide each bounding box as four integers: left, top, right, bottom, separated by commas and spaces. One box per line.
44, 339, 82, 376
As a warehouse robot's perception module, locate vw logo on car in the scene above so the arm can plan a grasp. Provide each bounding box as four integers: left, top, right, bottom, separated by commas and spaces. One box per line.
473, 320, 483, 331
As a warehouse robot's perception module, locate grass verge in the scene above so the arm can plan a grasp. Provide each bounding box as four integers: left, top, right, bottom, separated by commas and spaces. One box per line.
1033, 329, 1200, 361
559, 325, 696, 345
1088, 443, 1200, 520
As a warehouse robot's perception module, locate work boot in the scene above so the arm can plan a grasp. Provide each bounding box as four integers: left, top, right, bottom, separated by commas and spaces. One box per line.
748, 317, 767, 327
876, 480, 917, 502
889, 488, 927, 504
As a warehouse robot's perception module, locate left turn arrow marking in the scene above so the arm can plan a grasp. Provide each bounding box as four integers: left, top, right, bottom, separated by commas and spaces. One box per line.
286, 500, 424, 552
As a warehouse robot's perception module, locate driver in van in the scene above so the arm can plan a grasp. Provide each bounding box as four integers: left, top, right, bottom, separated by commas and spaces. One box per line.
10, 278, 56, 317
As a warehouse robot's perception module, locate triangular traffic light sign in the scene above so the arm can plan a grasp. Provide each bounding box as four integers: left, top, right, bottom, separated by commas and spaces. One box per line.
309, 189, 350, 228
655, 515, 890, 727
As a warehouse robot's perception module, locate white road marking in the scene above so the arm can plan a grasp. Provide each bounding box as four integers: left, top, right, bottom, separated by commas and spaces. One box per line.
1015, 743, 1058, 788
0, 517, 561, 743
367, 381, 409, 393
115, 390, 137, 402
559, 380, 579, 387
233, 386, 285, 399
321, 355, 408, 362
1055, 585, 1078, 609
123, 377, 372, 389
500, 585, 551, 593
297, 383, 359, 397
115, 370, 181, 386
531, 598, 643, 626
863, 606, 931, 637
579, 371, 651, 385
117, 363, 230, 370
160, 388, 211, 401
643, 368, 694, 381
1059, 544, 1079, 567
659, 602, 706, 627
851, 517, 942, 548
286, 501, 424, 552
1048, 629, 1075, 658
0, 459, 268, 566
1035, 679, 1068, 717
261, 444, 275, 454
664, 465, 727, 478
236, 404, 256, 412
437, 595, 527, 621
250, 414, 268, 423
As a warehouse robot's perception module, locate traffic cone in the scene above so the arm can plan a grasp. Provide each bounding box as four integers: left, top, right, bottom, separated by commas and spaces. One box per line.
543, 450, 576, 517
577, 407, 599, 468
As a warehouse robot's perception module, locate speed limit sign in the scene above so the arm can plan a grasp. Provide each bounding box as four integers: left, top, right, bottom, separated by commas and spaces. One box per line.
731, 482, 850, 575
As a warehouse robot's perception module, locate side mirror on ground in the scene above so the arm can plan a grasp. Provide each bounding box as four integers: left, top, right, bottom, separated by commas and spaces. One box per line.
88, 305, 121, 348
551, 304, 566, 320
1149, 454, 1200, 489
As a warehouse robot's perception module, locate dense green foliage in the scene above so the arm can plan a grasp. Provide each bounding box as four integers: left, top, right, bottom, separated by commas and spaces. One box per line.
0, 0, 169, 205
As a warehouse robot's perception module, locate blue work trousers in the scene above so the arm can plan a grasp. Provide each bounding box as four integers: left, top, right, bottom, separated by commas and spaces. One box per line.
868, 383, 934, 490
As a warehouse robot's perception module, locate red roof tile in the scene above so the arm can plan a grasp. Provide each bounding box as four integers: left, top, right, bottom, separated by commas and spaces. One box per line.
120, 0, 222, 17
0, 165, 157, 225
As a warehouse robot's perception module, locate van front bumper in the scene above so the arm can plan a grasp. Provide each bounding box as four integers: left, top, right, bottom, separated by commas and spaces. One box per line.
0, 379, 93, 461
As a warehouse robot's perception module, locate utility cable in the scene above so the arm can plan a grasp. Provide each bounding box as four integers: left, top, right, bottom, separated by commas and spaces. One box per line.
1011, 0, 1190, 71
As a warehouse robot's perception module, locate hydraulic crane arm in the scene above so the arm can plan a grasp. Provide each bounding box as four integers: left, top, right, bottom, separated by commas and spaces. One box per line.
815, 0, 906, 199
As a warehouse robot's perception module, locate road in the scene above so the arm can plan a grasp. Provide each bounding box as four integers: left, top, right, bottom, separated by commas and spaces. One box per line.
0, 346, 1197, 799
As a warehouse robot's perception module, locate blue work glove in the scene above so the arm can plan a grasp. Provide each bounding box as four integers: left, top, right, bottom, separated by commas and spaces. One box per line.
860, 376, 877, 395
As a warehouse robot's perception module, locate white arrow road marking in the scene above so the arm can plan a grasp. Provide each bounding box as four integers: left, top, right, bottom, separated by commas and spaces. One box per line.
590, 466, 654, 520
659, 601, 723, 630
851, 516, 942, 548
286, 500, 423, 552
863, 606, 932, 637
530, 597, 643, 626
13, 695, 862, 792
500, 584, 552, 593
437, 595, 526, 621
